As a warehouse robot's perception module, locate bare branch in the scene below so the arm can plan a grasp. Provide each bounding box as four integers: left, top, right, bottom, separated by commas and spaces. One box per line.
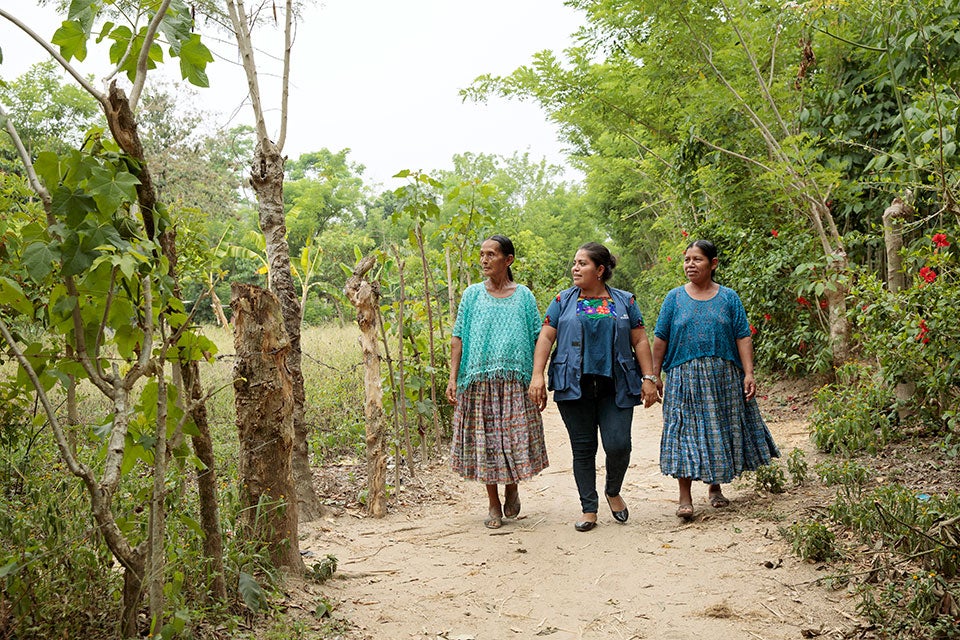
0, 316, 93, 483
129, 0, 174, 111
123, 276, 156, 389
225, 0, 270, 143
0, 103, 54, 216
717, 0, 791, 138
276, 0, 293, 151
0, 8, 107, 107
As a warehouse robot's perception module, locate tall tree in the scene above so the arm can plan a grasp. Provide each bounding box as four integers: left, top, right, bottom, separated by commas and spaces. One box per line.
0, 1, 227, 633
224, 0, 320, 523
466, 0, 854, 366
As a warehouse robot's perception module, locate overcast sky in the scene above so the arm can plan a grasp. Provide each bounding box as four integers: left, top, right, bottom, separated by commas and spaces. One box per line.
1, 1, 585, 186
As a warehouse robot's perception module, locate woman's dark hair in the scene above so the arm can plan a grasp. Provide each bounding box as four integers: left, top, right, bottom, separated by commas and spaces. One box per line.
686, 239, 718, 280
486, 234, 515, 281
578, 242, 617, 282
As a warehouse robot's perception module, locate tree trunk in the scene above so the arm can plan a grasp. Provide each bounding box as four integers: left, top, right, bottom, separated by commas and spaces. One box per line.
102, 82, 228, 602
883, 196, 916, 415
883, 197, 913, 293
147, 374, 169, 632
249, 140, 320, 522
807, 201, 852, 369
412, 223, 443, 455
230, 283, 304, 571
121, 560, 145, 639
344, 256, 388, 518
211, 285, 230, 328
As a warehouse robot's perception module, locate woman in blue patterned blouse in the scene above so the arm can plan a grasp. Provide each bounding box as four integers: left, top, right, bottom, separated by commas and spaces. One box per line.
652, 239, 779, 520
530, 243, 660, 532
446, 235, 548, 530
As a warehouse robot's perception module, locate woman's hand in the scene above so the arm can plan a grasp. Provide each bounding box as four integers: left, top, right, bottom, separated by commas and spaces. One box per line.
529, 373, 548, 412
445, 379, 458, 405
742, 373, 757, 401
641, 379, 660, 408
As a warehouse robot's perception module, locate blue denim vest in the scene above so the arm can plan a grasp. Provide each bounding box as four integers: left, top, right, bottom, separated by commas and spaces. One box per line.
547, 286, 644, 408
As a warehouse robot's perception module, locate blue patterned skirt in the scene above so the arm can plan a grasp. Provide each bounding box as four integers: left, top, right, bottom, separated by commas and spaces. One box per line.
660, 357, 779, 484
450, 377, 549, 484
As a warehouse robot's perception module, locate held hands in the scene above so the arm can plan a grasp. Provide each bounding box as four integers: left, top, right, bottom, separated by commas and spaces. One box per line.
528, 374, 548, 412
641, 378, 662, 408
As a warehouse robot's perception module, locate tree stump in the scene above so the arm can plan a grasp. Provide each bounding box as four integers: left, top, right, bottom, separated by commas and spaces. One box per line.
344, 256, 388, 518
230, 283, 303, 572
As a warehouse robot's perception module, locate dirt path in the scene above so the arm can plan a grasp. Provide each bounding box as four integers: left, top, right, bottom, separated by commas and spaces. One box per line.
301, 397, 862, 639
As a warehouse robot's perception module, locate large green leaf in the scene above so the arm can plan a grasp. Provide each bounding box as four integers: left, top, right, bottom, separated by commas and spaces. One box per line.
158, 0, 194, 56
178, 34, 213, 88
52, 20, 88, 62
67, 0, 98, 35
238, 572, 266, 613
22, 242, 61, 282
0, 277, 34, 317
58, 230, 98, 277
107, 25, 133, 66
88, 166, 139, 213
33, 152, 61, 190
51, 186, 97, 226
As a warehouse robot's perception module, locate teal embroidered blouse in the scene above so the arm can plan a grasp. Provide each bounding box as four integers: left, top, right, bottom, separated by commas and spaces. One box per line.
452, 283, 541, 392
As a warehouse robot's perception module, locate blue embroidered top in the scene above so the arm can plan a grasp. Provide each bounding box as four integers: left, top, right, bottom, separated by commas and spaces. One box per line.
544, 294, 642, 378
452, 283, 541, 392
654, 285, 751, 372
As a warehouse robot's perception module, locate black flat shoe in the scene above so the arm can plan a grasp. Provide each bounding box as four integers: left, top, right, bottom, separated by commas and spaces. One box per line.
606, 495, 629, 523
574, 520, 597, 532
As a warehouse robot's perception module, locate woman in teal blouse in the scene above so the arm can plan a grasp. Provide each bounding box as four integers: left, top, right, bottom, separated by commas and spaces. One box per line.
653, 239, 779, 520
446, 235, 548, 529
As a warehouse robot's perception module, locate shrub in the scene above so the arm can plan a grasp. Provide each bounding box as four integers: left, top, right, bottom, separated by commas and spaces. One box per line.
782, 520, 838, 562
811, 363, 893, 455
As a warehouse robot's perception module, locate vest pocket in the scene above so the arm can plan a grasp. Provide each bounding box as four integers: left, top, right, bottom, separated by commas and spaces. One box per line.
618, 357, 643, 396
547, 353, 568, 391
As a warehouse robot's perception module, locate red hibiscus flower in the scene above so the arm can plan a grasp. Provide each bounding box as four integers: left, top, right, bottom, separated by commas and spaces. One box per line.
819, 299, 828, 309
681, 230, 689, 237
797, 296, 810, 307
932, 233, 950, 248
919, 266, 938, 283
916, 319, 930, 344
771, 229, 779, 237
763, 313, 771, 322
750, 324, 757, 335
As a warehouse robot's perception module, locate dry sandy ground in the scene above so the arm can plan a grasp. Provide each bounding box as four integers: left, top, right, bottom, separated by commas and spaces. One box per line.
298, 395, 863, 640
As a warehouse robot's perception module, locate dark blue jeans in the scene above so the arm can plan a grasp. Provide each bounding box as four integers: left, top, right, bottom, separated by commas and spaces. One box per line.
556, 375, 634, 514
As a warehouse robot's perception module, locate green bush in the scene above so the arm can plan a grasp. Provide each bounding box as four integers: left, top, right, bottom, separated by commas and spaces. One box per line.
811, 363, 894, 455
782, 520, 838, 562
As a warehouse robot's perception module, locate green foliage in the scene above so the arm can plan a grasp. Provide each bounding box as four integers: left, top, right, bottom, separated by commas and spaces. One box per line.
307, 554, 338, 584
782, 520, 838, 563
851, 229, 960, 428
0, 62, 101, 171
786, 448, 808, 487
753, 462, 787, 494
811, 364, 894, 455
814, 459, 871, 490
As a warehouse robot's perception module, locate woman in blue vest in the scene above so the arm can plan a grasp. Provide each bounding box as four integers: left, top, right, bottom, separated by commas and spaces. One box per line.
529, 242, 660, 532
446, 235, 549, 530
652, 239, 779, 520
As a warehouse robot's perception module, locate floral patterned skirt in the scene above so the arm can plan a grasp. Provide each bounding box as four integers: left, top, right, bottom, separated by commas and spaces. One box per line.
450, 377, 549, 484
660, 357, 779, 484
